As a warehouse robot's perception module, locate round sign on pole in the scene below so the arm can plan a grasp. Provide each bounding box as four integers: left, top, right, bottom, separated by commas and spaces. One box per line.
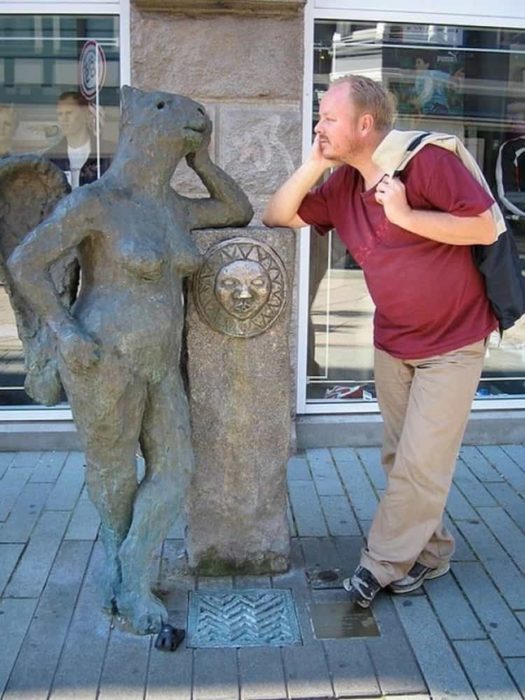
79, 40, 107, 101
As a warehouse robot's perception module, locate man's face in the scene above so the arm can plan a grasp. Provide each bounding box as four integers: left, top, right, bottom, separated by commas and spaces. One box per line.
314, 83, 365, 164
57, 99, 88, 139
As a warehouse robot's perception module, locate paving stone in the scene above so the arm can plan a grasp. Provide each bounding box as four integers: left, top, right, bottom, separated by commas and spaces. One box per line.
64, 487, 100, 541
452, 562, 525, 657
424, 572, 486, 640
5, 510, 71, 598
287, 480, 328, 537
3, 541, 92, 700
287, 455, 310, 481
0, 481, 53, 543
484, 482, 525, 533
454, 639, 520, 698
334, 536, 365, 574
366, 595, 427, 696
283, 643, 333, 700
319, 495, 361, 536
45, 451, 85, 511
30, 451, 68, 483
0, 451, 15, 478
146, 644, 193, 700
333, 451, 378, 522
500, 444, 525, 473
193, 648, 239, 700
324, 638, 380, 698
455, 519, 525, 610
98, 626, 151, 700
478, 445, 525, 492
0, 543, 23, 595
445, 484, 478, 520
306, 448, 344, 496
506, 658, 525, 696
10, 450, 42, 468
239, 647, 286, 700
459, 446, 504, 483
445, 517, 477, 562
355, 446, 386, 492
393, 595, 476, 699
0, 466, 32, 522
477, 505, 525, 572
301, 536, 341, 574
454, 459, 497, 507
0, 598, 38, 696
50, 543, 112, 700
517, 611, 525, 628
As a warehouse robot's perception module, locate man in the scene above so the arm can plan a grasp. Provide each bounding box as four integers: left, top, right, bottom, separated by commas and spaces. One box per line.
46, 91, 112, 188
263, 75, 497, 608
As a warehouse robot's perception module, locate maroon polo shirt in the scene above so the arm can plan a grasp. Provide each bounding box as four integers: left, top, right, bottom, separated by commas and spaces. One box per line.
298, 144, 498, 359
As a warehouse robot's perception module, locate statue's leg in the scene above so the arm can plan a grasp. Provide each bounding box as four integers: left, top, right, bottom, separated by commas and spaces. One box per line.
58, 354, 146, 610
116, 369, 194, 635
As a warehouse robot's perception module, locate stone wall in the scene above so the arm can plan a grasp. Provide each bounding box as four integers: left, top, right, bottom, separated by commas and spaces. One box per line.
130, 6, 304, 225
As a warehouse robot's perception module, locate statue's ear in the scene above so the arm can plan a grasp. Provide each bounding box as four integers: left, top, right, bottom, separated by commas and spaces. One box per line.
120, 85, 140, 125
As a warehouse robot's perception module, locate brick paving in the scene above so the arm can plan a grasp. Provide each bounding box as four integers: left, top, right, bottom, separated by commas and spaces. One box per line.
1, 445, 524, 699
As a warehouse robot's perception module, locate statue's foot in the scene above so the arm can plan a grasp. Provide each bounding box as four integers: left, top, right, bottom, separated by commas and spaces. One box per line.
115, 588, 168, 635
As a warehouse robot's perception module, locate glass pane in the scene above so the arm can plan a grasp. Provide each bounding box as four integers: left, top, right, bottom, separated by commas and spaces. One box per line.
308, 19, 525, 404
0, 14, 120, 407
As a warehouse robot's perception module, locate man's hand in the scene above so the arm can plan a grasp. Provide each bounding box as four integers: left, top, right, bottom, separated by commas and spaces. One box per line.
57, 326, 101, 374
374, 175, 412, 227
309, 134, 340, 171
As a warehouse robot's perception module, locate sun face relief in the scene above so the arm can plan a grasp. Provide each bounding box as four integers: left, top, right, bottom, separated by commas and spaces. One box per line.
194, 237, 288, 338
214, 260, 271, 320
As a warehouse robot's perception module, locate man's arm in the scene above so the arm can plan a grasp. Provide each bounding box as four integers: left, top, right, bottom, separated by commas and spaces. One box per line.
375, 176, 497, 245
263, 136, 333, 228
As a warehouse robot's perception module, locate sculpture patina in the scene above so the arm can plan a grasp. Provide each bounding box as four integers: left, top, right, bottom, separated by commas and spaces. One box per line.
6, 86, 253, 634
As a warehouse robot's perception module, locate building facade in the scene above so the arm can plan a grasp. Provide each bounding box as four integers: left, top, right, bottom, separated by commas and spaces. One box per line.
1, 0, 524, 446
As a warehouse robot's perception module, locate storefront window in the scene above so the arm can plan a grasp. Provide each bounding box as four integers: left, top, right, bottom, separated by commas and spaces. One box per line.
308, 20, 525, 404
0, 15, 120, 407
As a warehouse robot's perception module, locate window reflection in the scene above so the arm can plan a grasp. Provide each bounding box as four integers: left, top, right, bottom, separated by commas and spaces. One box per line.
309, 20, 525, 403
0, 15, 120, 406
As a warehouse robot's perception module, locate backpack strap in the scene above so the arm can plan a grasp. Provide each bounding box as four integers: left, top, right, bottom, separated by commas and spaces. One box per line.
393, 132, 431, 178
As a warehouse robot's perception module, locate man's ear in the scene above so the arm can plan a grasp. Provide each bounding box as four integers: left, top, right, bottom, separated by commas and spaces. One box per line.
359, 113, 374, 135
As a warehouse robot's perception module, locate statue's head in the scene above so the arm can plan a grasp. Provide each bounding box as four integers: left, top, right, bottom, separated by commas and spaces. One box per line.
214, 259, 271, 320
120, 85, 209, 157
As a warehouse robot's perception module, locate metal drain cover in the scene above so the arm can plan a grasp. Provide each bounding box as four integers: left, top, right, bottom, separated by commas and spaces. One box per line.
187, 588, 302, 648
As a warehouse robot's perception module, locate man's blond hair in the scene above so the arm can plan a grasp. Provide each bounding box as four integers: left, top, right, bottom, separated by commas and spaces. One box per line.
332, 74, 396, 132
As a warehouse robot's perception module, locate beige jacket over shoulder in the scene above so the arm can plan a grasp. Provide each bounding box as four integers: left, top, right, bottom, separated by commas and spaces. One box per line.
372, 129, 506, 238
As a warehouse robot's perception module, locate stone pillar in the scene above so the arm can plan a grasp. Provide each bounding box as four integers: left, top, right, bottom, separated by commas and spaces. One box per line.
185, 227, 294, 574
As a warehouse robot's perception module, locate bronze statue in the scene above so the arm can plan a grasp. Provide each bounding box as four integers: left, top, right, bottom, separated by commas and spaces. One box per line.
6, 86, 253, 634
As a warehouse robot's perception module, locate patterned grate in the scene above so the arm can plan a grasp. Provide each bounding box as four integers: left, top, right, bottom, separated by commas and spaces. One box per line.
187, 588, 302, 648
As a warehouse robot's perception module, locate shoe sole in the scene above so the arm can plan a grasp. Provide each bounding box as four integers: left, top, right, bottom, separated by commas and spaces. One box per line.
389, 563, 450, 595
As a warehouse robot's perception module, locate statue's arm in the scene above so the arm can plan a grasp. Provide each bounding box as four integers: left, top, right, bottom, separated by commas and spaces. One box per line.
183, 149, 253, 230
7, 196, 101, 372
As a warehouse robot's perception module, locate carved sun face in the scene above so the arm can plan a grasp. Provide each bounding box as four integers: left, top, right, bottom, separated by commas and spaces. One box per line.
214, 260, 271, 320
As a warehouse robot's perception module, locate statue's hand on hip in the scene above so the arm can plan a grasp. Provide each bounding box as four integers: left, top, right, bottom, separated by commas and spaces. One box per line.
57, 326, 101, 374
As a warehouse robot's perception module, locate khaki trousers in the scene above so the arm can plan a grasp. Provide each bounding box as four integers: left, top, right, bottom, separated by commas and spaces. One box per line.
360, 339, 486, 587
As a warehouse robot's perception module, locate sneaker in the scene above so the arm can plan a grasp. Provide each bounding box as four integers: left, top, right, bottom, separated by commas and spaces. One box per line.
343, 566, 382, 608
389, 561, 450, 595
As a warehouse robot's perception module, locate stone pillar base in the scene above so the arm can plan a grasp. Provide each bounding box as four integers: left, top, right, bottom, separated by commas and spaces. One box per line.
185, 227, 294, 575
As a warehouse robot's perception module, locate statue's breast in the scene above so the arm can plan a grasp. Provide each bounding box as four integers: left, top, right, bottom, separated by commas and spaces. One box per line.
116, 236, 166, 282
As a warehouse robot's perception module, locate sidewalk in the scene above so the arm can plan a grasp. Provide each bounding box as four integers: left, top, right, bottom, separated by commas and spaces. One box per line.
1, 444, 524, 700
